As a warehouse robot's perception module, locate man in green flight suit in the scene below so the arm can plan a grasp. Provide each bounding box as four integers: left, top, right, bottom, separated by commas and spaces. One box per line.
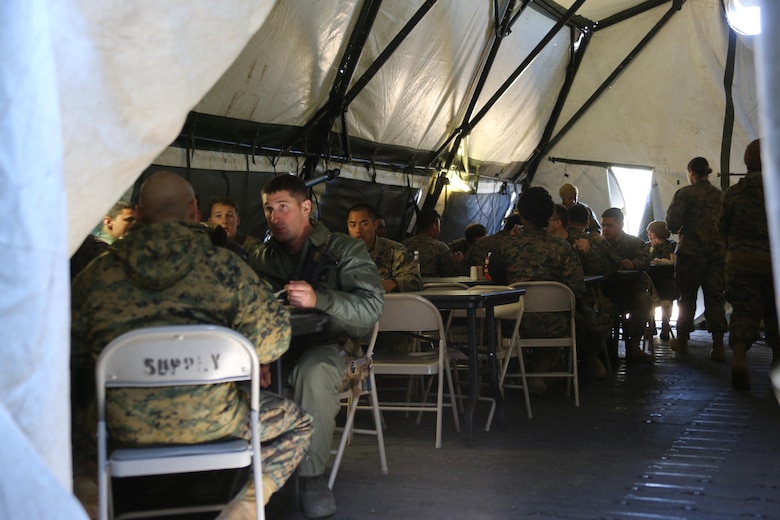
247, 174, 384, 519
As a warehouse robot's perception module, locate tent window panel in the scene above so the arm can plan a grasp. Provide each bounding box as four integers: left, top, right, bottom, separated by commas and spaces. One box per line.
608, 166, 653, 237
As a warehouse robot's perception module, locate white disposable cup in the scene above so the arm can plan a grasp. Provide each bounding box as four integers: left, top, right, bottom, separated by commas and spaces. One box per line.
470, 266, 480, 280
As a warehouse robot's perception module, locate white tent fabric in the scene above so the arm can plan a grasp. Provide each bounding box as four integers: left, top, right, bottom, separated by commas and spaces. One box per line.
0, 1, 275, 517
183, 0, 760, 218
2, 0, 780, 516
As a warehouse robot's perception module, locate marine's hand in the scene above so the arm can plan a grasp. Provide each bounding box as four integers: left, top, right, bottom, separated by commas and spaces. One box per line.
286, 280, 317, 309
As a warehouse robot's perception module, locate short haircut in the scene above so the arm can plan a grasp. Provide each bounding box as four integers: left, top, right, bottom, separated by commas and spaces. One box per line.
261, 174, 309, 202
567, 203, 590, 225
464, 223, 487, 242
347, 203, 377, 220
559, 183, 578, 198
502, 213, 522, 231
107, 200, 132, 220
417, 209, 440, 232
551, 204, 569, 228
687, 157, 712, 177
744, 139, 761, 171
209, 196, 239, 214
601, 207, 624, 224
517, 187, 554, 229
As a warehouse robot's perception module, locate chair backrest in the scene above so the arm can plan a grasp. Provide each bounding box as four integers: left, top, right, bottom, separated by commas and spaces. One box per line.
378, 294, 445, 335
509, 281, 575, 314
95, 325, 260, 423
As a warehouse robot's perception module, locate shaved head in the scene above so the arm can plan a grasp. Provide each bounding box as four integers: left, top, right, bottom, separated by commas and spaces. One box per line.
137, 171, 198, 223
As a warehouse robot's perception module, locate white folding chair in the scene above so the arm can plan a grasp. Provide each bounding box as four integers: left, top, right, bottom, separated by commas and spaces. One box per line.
500, 281, 579, 419
96, 325, 264, 520
328, 321, 387, 489
372, 293, 461, 448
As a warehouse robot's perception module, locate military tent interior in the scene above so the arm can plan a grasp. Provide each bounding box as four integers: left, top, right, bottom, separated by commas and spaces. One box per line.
1, 0, 779, 517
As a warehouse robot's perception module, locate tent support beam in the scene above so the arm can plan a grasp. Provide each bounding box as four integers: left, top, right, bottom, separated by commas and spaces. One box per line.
549, 156, 655, 170
343, 0, 439, 108
595, 0, 676, 31
294, 0, 383, 181
285, 0, 437, 175
720, 22, 738, 191
515, 0, 685, 181
438, 0, 523, 173
425, 0, 524, 210
530, 0, 593, 30
520, 25, 593, 185
429, 0, 585, 175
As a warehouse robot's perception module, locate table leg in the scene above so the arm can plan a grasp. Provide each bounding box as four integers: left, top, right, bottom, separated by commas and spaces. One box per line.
464, 308, 478, 447
485, 305, 505, 430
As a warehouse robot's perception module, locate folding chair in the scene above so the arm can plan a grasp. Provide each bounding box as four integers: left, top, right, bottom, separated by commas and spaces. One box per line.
96, 325, 264, 520
328, 321, 387, 489
499, 282, 579, 419
372, 293, 461, 448
641, 271, 675, 351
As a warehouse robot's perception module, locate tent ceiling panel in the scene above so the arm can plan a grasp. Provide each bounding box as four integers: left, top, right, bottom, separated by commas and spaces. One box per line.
555, 0, 658, 22
194, 0, 359, 125
548, 1, 755, 178
345, 2, 491, 156
466, 8, 570, 170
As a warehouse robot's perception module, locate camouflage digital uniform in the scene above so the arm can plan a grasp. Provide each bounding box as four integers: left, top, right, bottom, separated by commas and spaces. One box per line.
719, 171, 779, 354
580, 202, 602, 235
567, 228, 621, 333
402, 233, 459, 277
465, 230, 511, 271
247, 220, 384, 478
369, 236, 423, 292
71, 222, 313, 493
604, 232, 652, 347
490, 228, 602, 357
666, 179, 727, 338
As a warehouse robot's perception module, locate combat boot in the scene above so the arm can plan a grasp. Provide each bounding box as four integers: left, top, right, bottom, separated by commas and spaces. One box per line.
731, 344, 750, 390
710, 333, 726, 362
670, 337, 688, 356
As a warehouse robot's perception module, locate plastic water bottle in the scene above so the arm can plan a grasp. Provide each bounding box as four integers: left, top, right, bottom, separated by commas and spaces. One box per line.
413, 250, 421, 275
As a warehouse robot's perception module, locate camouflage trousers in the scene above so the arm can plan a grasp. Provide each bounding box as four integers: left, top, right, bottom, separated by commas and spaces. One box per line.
73, 391, 313, 495
236, 392, 313, 492
725, 266, 780, 351
675, 254, 727, 337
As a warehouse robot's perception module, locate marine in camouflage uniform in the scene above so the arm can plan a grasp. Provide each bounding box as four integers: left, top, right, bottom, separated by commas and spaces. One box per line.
347, 203, 422, 293
465, 214, 523, 270
71, 220, 313, 497
666, 156, 727, 354
719, 140, 779, 390
567, 218, 620, 338
370, 236, 422, 291
491, 189, 607, 381
402, 209, 459, 277
601, 208, 653, 362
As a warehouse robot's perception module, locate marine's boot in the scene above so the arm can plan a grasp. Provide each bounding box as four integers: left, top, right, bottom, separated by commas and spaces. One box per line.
710, 333, 726, 362
731, 344, 750, 391
670, 336, 688, 356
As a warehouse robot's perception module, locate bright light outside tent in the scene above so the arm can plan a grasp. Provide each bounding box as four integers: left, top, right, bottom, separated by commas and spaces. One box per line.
610, 166, 653, 236
725, 0, 761, 36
